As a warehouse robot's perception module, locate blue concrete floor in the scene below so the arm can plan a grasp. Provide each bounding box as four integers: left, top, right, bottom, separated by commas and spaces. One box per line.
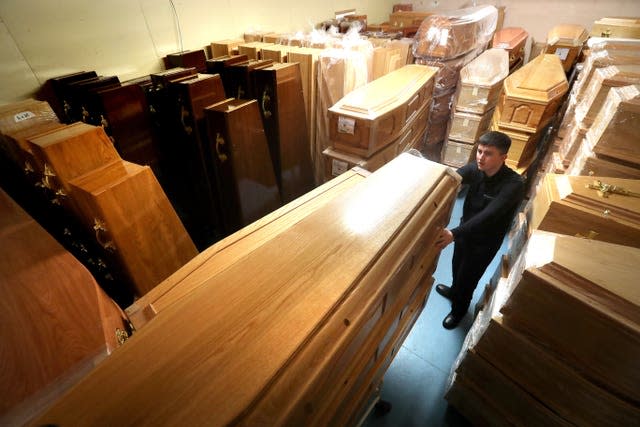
363, 191, 508, 427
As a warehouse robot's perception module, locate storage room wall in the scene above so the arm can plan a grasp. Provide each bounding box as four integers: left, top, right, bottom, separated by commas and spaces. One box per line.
0, 0, 394, 103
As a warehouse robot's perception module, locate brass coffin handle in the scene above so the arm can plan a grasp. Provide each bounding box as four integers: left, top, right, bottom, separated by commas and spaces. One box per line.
180, 104, 193, 135
261, 89, 272, 118
215, 132, 228, 163
93, 218, 116, 252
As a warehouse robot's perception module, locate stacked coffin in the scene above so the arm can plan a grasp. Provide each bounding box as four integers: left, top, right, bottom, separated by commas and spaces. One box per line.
412, 5, 499, 161
323, 64, 437, 181
527, 173, 640, 249
443, 49, 509, 168
548, 40, 640, 173
490, 54, 569, 173
492, 27, 528, 73
566, 84, 640, 178
591, 17, 640, 39
446, 230, 640, 425
34, 153, 461, 426
555, 64, 640, 169
543, 24, 589, 73
0, 187, 130, 426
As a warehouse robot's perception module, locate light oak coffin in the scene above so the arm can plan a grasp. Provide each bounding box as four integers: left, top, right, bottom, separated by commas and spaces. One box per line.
328, 64, 437, 157
68, 160, 198, 297
0, 188, 128, 427
448, 109, 494, 143
544, 24, 589, 72
497, 54, 569, 134
34, 153, 461, 426
591, 17, 640, 39
442, 140, 475, 168
210, 39, 245, 58
500, 235, 640, 406
474, 317, 640, 426
529, 173, 640, 248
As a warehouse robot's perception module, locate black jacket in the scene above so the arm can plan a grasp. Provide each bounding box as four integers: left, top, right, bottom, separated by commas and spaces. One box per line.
451, 162, 524, 244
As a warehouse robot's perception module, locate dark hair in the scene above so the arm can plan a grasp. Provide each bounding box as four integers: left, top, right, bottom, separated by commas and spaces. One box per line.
478, 131, 511, 155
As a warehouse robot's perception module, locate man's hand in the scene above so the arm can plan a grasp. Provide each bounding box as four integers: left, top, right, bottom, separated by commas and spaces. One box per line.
435, 228, 454, 249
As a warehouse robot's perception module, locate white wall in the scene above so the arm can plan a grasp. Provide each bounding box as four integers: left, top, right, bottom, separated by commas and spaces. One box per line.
0, 0, 394, 103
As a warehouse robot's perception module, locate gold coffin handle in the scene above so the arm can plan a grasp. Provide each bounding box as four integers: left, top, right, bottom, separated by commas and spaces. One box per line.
93, 218, 117, 252
215, 132, 228, 163
261, 89, 272, 118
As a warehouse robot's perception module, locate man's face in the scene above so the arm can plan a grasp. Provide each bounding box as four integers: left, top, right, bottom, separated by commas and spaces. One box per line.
476, 144, 507, 176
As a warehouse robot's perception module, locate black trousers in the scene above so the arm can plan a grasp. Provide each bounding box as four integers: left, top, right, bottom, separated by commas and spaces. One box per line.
449, 235, 502, 316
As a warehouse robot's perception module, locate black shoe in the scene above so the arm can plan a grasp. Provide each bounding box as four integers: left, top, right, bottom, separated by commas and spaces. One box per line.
442, 311, 464, 330
435, 284, 453, 300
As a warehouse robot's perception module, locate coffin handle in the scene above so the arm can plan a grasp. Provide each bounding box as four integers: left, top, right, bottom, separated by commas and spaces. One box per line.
215, 132, 228, 163
93, 218, 117, 252
261, 89, 272, 118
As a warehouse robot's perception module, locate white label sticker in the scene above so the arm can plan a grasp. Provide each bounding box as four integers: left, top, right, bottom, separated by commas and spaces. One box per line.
472, 87, 479, 96
331, 159, 349, 176
456, 146, 462, 154
554, 47, 570, 61
14, 111, 35, 122
463, 118, 469, 127
337, 116, 355, 134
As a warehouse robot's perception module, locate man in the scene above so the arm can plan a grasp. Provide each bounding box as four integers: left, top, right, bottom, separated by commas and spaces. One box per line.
435, 131, 524, 329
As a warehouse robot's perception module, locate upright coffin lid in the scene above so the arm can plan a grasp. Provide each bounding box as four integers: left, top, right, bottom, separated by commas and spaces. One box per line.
492, 27, 528, 50
33, 153, 461, 426
329, 64, 437, 118
546, 24, 589, 46
503, 54, 569, 104
460, 48, 509, 87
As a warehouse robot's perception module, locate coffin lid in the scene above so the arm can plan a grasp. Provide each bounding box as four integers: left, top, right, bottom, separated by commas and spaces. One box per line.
492, 27, 528, 49
503, 54, 568, 103
546, 24, 589, 47
329, 64, 438, 118
460, 48, 509, 86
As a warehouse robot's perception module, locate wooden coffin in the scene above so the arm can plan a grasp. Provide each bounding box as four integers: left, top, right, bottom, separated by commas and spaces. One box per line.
388, 11, 433, 27
499, 233, 640, 406
164, 49, 207, 73
456, 48, 509, 114
492, 27, 528, 70
448, 109, 494, 143
261, 32, 284, 44
221, 58, 274, 100
238, 41, 275, 60
260, 45, 289, 63
413, 5, 498, 59
447, 350, 573, 427
498, 54, 569, 134
27, 122, 121, 209
591, 17, 640, 39
210, 39, 245, 58
328, 64, 437, 157
0, 100, 61, 173
474, 316, 640, 426
126, 168, 371, 329
573, 154, 640, 179
490, 107, 542, 168
574, 64, 640, 128
253, 63, 315, 203
544, 24, 589, 72
442, 140, 475, 168
95, 78, 161, 172
0, 188, 129, 427
204, 98, 282, 234
39, 71, 97, 123
530, 173, 640, 248
586, 83, 640, 168
64, 76, 121, 124
244, 30, 271, 42
68, 160, 197, 297
34, 153, 461, 426
204, 54, 248, 77
287, 47, 322, 182
148, 67, 197, 89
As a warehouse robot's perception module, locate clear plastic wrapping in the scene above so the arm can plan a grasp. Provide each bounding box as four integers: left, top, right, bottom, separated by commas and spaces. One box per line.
456, 48, 509, 114
586, 83, 640, 151
412, 5, 498, 60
